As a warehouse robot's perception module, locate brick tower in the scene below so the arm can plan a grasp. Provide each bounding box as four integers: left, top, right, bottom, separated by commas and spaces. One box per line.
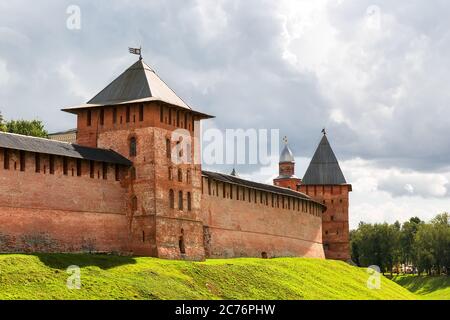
273, 138, 301, 190
298, 131, 351, 261
63, 57, 213, 260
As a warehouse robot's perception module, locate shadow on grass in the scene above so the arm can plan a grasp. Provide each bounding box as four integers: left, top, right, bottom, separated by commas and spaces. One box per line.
35, 253, 137, 270
393, 275, 450, 295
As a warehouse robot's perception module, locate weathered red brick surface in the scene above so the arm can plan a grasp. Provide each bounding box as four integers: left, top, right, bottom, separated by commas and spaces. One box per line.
201, 179, 325, 259
298, 185, 351, 261
0, 154, 129, 253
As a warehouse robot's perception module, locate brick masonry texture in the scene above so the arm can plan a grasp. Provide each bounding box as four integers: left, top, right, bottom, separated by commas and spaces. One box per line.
298, 185, 351, 260
0, 100, 350, 261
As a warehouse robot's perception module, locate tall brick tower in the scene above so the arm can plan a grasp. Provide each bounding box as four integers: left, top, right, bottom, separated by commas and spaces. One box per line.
273, 138, 301, 189
298, 131, 351, 261
62, 57, 213, 260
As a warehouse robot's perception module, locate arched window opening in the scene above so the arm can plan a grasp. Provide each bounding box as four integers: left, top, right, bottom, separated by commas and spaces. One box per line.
49, 155, 55, 174
102, 163, 108, 180
168, 167, 173, 180
178, 168, 183, 182
99, 108, 104, 125
129, 137, 137, 157
179, 229, 186, 254
76, 159, 82, 177
186, 169, 191, 184
63, 157, 68, 175
139, 104, 144, 121
113, 107, 117, 124
187, 192, 192, 211
166, 138, 171, 159
35, 153, 40, 173
87, 110, 92, 126
3, 149, 9, 170
178, 191, 183, 210
169, 189, 175, 209
19, 151, 25, 172
126, 106, 131, 123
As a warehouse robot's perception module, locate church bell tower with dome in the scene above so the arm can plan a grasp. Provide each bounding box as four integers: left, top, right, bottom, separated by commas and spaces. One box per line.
273, 137, 301, 190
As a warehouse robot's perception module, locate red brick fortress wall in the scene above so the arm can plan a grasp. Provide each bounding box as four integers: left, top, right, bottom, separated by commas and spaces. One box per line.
298, 184, 351, 261
201, 177, 325, 259
0, 148, 129, 253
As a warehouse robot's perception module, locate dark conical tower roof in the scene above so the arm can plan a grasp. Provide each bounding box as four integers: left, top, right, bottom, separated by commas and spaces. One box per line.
62, 58, 213, 119
302, 134, 347, 185
87, 59, 191, 109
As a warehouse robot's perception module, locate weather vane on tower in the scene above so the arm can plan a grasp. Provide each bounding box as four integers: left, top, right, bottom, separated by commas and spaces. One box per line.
128, 46, 142, 60
283, 136, 288, 145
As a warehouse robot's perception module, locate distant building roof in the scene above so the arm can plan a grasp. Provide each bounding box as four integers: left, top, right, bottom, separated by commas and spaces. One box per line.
0, 132, 132, 166
48, 128, 77, 144
62, 59, 213, 119
48, 128, 77, 136
202, 170, 324, 207
302, 134, 347, 185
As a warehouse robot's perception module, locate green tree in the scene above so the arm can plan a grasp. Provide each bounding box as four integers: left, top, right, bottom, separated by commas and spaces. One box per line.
414, 213, 450, 275
351, 222, 400, 274
5, 119, 48, 138
0, 111, 6, 132
399, 217, 422, 266
414, 223, 435, 275
430, 213, 449, 275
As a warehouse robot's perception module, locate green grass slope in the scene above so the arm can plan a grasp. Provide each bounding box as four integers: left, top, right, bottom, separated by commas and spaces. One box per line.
391, 275, 450, 300
0, 254, 416, 300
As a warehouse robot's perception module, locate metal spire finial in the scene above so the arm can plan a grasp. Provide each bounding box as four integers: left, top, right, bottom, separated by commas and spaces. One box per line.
283, 136, 288, 145
321, 128, 326, 135
129, 46, 143, 60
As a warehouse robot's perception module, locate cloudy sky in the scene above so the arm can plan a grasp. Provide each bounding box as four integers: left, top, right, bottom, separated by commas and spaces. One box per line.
1, 0, 449, 228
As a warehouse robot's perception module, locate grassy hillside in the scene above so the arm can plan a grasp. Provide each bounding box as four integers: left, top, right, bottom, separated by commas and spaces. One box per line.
391, 275, 450, 300
0, 254, 416, 300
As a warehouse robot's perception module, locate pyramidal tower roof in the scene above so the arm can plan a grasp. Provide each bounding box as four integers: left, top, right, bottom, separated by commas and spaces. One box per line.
62, 58, 213, 117
302, 133, 347, 185
87, 59, 190, 108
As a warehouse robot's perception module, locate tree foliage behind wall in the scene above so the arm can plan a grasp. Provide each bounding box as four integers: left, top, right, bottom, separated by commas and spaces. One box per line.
0, 111, 6, 132
0, 112, 48, 138
351, 213, 450, 275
